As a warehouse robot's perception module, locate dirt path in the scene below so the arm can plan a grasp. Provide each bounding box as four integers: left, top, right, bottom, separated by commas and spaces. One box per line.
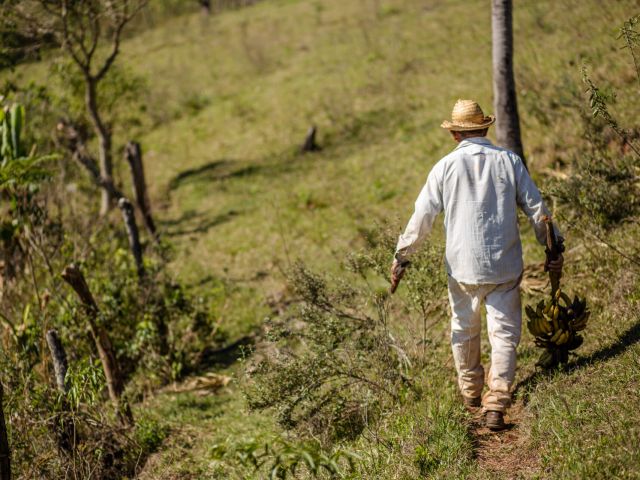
469, 401, 539, 479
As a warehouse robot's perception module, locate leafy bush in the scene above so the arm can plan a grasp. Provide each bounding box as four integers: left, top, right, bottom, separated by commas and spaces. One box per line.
552, 18, 640, 232
211, 435, 360, 479
0, 99, 223, 479
244, 225, 447, 447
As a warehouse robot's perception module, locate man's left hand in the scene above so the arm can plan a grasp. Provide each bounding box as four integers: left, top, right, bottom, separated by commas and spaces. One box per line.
546, 253, 564, 273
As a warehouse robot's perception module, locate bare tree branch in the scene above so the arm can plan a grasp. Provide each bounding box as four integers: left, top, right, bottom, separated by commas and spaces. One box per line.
95, 1, 148, 81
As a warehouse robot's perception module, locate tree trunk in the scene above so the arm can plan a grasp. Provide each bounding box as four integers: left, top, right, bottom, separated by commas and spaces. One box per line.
0, 383, 10, 480
56, 120, 126, 201
118, 198, 145, 279
61, 264, 133, 425
492, 0, 526, 166
85, 77, 115, 215
124, 142, 158, 241
199, 0, 211, 15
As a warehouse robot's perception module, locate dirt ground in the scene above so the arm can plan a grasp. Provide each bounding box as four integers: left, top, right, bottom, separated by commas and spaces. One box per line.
469, 401, 540, 479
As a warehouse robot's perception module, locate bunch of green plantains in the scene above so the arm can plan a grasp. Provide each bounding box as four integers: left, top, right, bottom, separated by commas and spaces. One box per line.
526, 217, 590, 369
526, 289, 590, 368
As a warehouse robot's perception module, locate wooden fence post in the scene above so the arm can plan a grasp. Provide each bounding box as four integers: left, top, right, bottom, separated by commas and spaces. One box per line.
46, 330, 69, 393
124, 142, 158, 242
118, 198, 145, 279
61, 264, 133, 425
0, 383, 10, 480
45, 330, 76, 453
301, 125, 320, 153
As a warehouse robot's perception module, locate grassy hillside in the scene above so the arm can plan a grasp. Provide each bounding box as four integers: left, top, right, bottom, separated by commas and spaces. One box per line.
130, 1, 639, 478
5, 0, 640, 478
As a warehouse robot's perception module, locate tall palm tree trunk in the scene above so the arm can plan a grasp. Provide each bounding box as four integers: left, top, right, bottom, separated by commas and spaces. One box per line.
492, 0, 526, 166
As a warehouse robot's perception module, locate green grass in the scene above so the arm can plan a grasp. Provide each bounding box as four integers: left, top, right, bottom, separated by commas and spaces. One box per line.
5, 0, 640, 478
525, 256, 640, 480
135, 366, 280, 479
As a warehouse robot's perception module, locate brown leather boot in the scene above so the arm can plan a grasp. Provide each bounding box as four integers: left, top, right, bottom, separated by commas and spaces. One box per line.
463, 396, 481, 408
485, 410, 506, 431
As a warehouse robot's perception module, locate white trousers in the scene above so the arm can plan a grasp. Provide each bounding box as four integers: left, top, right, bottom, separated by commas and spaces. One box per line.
447, 274, 522, 412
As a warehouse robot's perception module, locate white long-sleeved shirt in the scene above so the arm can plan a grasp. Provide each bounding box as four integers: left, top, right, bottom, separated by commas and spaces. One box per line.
395, 137, 555, 285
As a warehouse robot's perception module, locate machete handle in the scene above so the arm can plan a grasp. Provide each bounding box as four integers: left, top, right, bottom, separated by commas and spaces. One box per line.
543, 216, 564, 297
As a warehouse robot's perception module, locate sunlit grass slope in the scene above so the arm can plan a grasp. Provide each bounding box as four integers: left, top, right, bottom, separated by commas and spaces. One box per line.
120, 0, 636, 299
118, 0, 639, 478
9, 0, 640, 477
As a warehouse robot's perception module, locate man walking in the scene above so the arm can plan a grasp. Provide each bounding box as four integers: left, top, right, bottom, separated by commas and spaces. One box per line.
391, 99, 563, 430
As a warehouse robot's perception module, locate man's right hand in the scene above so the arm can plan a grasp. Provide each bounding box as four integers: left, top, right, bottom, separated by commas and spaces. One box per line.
390, 258, 409, 294
545, 253, 564, 274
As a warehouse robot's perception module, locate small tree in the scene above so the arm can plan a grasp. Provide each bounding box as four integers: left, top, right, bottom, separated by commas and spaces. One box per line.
492, 0, 526, 165
1, 0, 148, 215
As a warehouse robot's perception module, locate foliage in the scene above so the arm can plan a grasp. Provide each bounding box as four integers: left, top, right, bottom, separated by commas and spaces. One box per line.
211, 435, 360, 479
347, 224, 447, 363
0, 102, 53, 187
0, 100, 55, 284
245, 261, 405, 444
526, 17, 640, 478
551, 20, 640, 233
0, 100, 220, 479
244, 225, 446, 448
0, 13, 57, 69
49, 58, 148, 136
3, 1, 640, 479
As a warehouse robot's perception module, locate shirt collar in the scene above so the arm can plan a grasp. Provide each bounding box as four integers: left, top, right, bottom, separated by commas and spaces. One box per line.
455, 137, 494, 150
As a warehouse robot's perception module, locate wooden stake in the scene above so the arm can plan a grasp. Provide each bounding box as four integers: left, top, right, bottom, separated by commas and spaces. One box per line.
301, 125, 321, 153
118, 198, 145, 279
46, 330, 69, 393
61, 264, 133, 425
124, 142, 158, 241
45, 330, 76, 453
0, 383, 10, 480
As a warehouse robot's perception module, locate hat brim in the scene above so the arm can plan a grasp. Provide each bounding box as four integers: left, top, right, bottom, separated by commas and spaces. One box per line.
440, 115, 495, 131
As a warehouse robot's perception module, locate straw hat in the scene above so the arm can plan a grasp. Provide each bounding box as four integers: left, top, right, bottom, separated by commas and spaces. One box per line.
440, 99, 495, 131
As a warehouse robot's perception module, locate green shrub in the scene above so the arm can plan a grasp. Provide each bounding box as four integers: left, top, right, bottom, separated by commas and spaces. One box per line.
244, 225, 447, 447
210, 435, 360, 479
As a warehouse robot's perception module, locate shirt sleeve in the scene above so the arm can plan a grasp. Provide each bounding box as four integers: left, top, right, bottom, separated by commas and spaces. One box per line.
395, 166, 443, 262
513, 155, 561, 245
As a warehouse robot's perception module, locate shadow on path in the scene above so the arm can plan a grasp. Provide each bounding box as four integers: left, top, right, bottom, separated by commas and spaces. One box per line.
159, 208, 241, 237
514, 319, 640, 401
167, 160, 230, 191
188, 334, 257, 374
167, 158, 281, 192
